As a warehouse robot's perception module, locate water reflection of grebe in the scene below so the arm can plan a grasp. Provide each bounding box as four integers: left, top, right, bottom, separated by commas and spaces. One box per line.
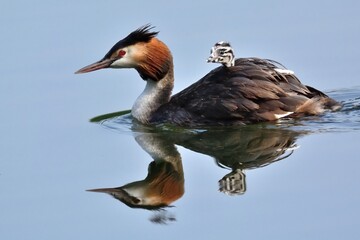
89, 125, 304, 222
88, 133, 184, 224
88, 134, 184, 209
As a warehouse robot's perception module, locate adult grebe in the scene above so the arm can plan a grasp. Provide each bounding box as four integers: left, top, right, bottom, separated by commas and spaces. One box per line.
75, 25, 341, 126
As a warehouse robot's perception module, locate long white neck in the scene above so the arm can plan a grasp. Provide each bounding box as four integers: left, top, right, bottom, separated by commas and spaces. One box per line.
134, 134, 182, 170
131, 68, 174, 124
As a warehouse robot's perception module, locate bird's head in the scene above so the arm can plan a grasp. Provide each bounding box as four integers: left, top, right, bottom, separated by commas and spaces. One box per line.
87, 161, 184, 210
75, 25, 172, 81
207, 41, 235, 67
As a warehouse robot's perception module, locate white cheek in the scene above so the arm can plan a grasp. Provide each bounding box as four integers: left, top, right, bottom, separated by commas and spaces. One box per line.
110, 55, 137, 68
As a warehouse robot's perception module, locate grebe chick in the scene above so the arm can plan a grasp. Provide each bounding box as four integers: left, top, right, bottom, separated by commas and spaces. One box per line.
207, 41, 235, 67
75, 25, 341, 127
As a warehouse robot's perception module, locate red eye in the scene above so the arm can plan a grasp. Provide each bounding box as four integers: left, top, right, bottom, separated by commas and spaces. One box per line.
118, 50, 126, 57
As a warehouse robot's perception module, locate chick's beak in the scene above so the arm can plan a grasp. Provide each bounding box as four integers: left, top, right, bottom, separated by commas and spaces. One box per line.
207, 48, 217, 63
75, 58, 114, 74
207, 54, 218, 63
207, 56, 215, 63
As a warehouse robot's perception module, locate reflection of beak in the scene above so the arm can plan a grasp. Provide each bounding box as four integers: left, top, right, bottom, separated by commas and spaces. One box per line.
87, 187, 141, 204
87, 187, 117, 193
75, 58, 114, 74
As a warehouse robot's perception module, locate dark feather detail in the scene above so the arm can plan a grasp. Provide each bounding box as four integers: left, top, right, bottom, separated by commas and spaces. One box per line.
103, 24, 158, 59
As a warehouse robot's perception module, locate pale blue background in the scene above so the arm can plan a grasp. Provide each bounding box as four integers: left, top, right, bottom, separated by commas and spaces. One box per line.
1, 1, 359, 239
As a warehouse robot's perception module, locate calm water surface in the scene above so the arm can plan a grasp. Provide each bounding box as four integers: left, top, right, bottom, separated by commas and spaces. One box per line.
2, 87, 359, 239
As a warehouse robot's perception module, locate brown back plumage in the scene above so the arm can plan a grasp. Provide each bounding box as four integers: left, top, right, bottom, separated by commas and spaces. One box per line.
150, 58, 341, 126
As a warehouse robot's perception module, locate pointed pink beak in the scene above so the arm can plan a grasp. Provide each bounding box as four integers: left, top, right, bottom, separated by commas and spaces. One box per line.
75, 58, 114, 74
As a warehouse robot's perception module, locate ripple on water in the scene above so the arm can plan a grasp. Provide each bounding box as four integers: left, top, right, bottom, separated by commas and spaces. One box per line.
289, 87, 360, 132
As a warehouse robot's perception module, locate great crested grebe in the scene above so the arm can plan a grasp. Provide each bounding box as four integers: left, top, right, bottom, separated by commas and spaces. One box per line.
75, 25, 341, 126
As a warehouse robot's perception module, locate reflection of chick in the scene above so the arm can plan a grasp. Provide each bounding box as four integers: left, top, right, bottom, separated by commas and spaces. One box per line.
88, 161, 184, 210
219, 169, 246, 195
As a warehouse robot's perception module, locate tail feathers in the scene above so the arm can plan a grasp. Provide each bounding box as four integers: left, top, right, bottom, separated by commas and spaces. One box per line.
295, 98, 326, 115
306, 85, 342, 111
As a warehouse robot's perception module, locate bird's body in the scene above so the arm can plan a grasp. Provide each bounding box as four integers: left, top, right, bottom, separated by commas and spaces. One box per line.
76, 25, 341, 127
151, 58, 339, 126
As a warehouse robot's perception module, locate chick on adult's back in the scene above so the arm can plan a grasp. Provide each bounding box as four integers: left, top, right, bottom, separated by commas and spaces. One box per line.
75, 25, 341, 126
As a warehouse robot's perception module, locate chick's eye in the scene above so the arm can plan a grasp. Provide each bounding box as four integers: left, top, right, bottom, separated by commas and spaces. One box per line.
118, 50, 126, 57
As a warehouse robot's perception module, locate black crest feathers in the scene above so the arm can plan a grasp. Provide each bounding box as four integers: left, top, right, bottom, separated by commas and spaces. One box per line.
103, 24, 159, 59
